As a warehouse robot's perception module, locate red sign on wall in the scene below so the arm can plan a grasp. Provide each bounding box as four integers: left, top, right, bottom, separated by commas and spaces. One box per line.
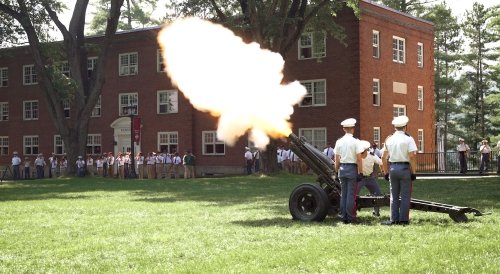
133, 117, 141, 144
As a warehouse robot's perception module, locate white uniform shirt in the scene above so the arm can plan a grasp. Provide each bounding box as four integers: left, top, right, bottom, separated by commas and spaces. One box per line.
12, 155, 21, 165
334, 133, 363, 164
136, 156, 144, 165
385, 131, 418, 162
457, 143, 470, 152
323, 146, 334, 159
173, 156, 182, 165
244, 151, 253, 161
479, 145, 491, 154
362, 154, 383, 176
96, 159, 104, 168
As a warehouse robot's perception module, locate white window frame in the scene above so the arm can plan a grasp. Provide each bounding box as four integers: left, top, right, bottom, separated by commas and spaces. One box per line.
298, 31, 326, 60
54, 135, 66, 155
158, 132, 178, 153
119, 52, 138, 76
0, 136, 8, 156
417, 129, 424, 153
373, 127, 381, 147
157, 90, 179, 114
392, 36, 405, 64
58, 61, 70, 77
157, 49, 165, 72
23, 65, 37, 85
417, 42, 423, 68
86, 134, 102, 155
119, 93, 138, 116
202, 131, 225, 155
0, 67, 8, 87
63, 99, 70, 118
417, 86, 424, 111
372, 79, 380, 106
0, 102, 8, 121
23, 100, 39, 120
393, 104, 406, 117
91, 96, 102, 117
372, 30, 380, 58
24, 135, 39, 155
299, 79, 326, 107
87, 57, 98, 77
298, 128, 327, 149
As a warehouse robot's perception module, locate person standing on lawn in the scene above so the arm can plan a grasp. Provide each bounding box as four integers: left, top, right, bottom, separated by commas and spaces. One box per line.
382, 115, 417, 226
456, 138, 470, 174
334, 118, 364, 224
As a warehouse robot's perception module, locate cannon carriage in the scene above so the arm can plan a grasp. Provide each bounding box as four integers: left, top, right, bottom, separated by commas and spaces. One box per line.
287, 133, 483, 223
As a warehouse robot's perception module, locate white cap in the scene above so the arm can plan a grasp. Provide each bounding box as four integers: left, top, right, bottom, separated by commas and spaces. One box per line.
245, 147, 250, 150
392, 115, 409, 127
360, 140, 371, 150
13, 151, 18, 155
340, 118, 356, 128
458, 138, 464, 141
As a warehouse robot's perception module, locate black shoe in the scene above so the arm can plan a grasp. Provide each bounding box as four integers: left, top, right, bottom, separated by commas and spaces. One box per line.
398, 221, 409, 226
381, 220, 398, 225
372, 211, 380, 217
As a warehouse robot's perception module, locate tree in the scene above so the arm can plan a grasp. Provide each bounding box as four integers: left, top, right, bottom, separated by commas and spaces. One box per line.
373, 0, 437, 16
0, 0, 125, 174
461, 2, 499, 144
89, 0, 160, 34
162, 0, 359, 174
422, 3, 463, 151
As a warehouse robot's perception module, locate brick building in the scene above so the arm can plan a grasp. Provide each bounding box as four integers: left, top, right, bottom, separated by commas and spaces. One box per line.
0, 1, 435, 175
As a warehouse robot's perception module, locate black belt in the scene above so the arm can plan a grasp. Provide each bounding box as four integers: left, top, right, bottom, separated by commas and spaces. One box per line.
340, 163, 357, 166
390, 162, 409, 165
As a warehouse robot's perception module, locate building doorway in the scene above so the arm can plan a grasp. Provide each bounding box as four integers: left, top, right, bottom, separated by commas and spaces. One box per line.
110, 117, 140, 156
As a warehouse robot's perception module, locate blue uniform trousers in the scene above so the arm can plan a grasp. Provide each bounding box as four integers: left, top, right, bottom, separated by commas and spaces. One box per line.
389, 163, 412, 222
339, 164, 358, 222
357, 175, 382, 214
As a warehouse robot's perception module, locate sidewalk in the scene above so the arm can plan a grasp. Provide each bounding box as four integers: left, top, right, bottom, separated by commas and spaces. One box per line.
417, 172, 499, 179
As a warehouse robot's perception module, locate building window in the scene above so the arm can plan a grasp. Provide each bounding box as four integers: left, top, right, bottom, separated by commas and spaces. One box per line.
86, 134, 102, 155
91, 96, 102, 117
373, 127, 381, 147
0, 136, 8, 156
300, 79, 326, 107
392, 36, 405, 63
23, 100, 39, 120
202, 131, 225, 155
393, 104, 406, 117
119, 93, 138, 116
418, 129, 424, 152
298, 128, 326, 149
119, 52, 138, 76
0, 102, 8, 121
417, 86, 424, 111
372, 30, 380, 58
0, 67, 8, 87
87, 57, 98, 77
372, 79, 380, 106
158, 132, 178, 153
157, 49, 165, 72
157, 90, 178, 114
63, 99, 70, 118
298, 31, 326, 59
417, 42, 423, 68
23, 65, 37, 85
54, 135, 66, 155
58, 61, 70, 77
24, 135, 39, 155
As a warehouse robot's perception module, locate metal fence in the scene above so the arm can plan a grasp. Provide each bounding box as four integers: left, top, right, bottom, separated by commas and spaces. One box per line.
416, 151, 499, 173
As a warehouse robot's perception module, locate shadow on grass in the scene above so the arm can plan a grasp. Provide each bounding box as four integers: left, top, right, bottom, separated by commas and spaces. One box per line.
0, 176, 498, 217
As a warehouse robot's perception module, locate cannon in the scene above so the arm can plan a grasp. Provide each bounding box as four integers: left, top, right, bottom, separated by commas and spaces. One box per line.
287, 133, 484, 223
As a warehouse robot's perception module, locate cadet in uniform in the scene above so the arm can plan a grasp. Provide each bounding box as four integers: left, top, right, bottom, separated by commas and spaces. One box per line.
334, 118, 364, 224
358, 140, 383, 216
382, 115, 417, 225
11, 151, 22, 180
456, 138, 470, 174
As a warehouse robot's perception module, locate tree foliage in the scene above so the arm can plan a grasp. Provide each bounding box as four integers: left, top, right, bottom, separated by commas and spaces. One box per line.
460, 2, 499, 144
0, 0, 125, 174
372, 0, 437, 16
89, 0, 160, 34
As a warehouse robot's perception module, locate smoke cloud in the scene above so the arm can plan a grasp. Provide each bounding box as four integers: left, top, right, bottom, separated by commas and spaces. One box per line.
157, 17, 305, 149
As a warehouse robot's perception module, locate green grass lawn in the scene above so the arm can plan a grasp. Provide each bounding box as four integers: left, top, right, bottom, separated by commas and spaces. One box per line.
1, 174, 499, 273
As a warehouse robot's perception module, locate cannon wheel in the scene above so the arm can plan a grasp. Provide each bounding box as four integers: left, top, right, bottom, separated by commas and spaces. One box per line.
289, 183, 329, 222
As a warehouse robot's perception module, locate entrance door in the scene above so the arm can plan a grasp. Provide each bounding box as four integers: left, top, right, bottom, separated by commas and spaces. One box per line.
110, 117, 140, 156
